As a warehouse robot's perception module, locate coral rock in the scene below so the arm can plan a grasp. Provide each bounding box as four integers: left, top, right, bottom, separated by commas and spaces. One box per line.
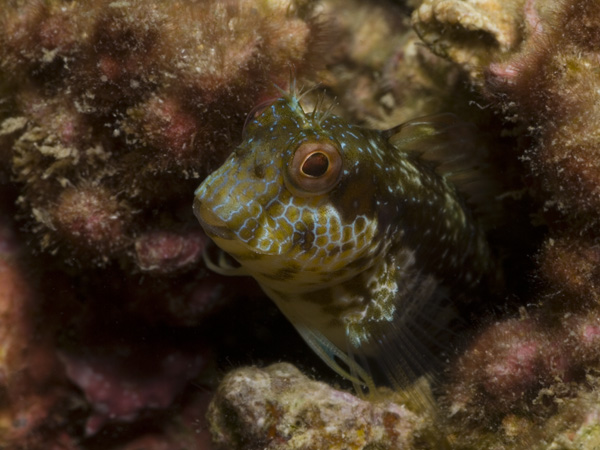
539, 237, 600, 306
447, 318, 548, 418
208, 363, 438, 450
412, 0, 600, 440
52, 184, 131, 257
0, 0, 329, 268
134, 229, 208, 273
412, 0, 523, 79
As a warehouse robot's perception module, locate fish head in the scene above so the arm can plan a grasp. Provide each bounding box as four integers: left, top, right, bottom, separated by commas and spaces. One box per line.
194, 94, 393, 289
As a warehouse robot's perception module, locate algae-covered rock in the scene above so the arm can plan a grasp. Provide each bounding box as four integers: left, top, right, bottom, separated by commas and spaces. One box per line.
208, 363, 440, 450
0, 0, 331, 447
410, 0, 600, 447
0, 0, 328, 269
412, 0, 525, 80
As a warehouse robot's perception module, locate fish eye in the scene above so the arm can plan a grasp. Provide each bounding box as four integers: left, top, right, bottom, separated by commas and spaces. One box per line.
301, 152, 329, 177
287, 141, 343, 195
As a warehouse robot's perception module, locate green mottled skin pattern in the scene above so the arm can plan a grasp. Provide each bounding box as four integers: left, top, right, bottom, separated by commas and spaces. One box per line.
194, 93, 493, 388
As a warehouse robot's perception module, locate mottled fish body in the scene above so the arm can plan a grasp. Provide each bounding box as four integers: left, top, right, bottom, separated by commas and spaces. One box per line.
194, 91, 495, 391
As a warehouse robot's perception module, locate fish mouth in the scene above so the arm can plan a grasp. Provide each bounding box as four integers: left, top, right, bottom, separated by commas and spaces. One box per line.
200, 221, 235, 240
193, 199, 235, 240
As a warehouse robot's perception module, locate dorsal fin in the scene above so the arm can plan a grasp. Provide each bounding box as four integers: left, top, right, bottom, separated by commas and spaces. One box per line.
385, 113, 502, 228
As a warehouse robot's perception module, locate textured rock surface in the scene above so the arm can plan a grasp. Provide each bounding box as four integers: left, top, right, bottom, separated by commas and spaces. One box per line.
410, 0, 600, 447
0, 0, 327, 269
208, 363, 440, 450
413, 0, 525, 79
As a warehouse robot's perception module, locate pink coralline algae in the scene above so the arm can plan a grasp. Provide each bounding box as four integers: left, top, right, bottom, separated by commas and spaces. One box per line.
134, 230, 209, 273
447, 318, 567, 419
60, 343, 209, 436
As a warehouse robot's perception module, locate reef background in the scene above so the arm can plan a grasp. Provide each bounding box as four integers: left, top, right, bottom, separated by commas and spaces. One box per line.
1, 0, 600, 449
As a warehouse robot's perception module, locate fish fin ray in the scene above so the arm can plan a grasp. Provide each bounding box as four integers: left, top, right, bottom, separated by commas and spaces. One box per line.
345, 272, 460, 411
295, 324, 376, 395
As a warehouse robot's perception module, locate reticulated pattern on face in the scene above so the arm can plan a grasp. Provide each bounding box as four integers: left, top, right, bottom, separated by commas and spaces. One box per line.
194, 93, 384, 285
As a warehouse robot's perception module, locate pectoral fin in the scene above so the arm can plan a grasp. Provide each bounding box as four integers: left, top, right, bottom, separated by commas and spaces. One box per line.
343, 272, 460, 412
294, 323, 376, 395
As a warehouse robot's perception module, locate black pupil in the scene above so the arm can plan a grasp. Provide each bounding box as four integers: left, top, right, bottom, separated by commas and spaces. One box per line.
301, 152, 329, 177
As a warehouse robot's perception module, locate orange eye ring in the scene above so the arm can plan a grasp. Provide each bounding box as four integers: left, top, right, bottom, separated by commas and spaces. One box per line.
287, 141, 343, 195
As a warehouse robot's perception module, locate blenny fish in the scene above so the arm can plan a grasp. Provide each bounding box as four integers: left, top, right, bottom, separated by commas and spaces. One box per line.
193, 89, 496, 393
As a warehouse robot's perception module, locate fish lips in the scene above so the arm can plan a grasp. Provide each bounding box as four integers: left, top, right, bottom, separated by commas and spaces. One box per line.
193, 198, 235, 241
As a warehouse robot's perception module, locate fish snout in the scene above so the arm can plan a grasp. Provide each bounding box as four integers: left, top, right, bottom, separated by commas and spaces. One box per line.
193, 197, 235, 240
